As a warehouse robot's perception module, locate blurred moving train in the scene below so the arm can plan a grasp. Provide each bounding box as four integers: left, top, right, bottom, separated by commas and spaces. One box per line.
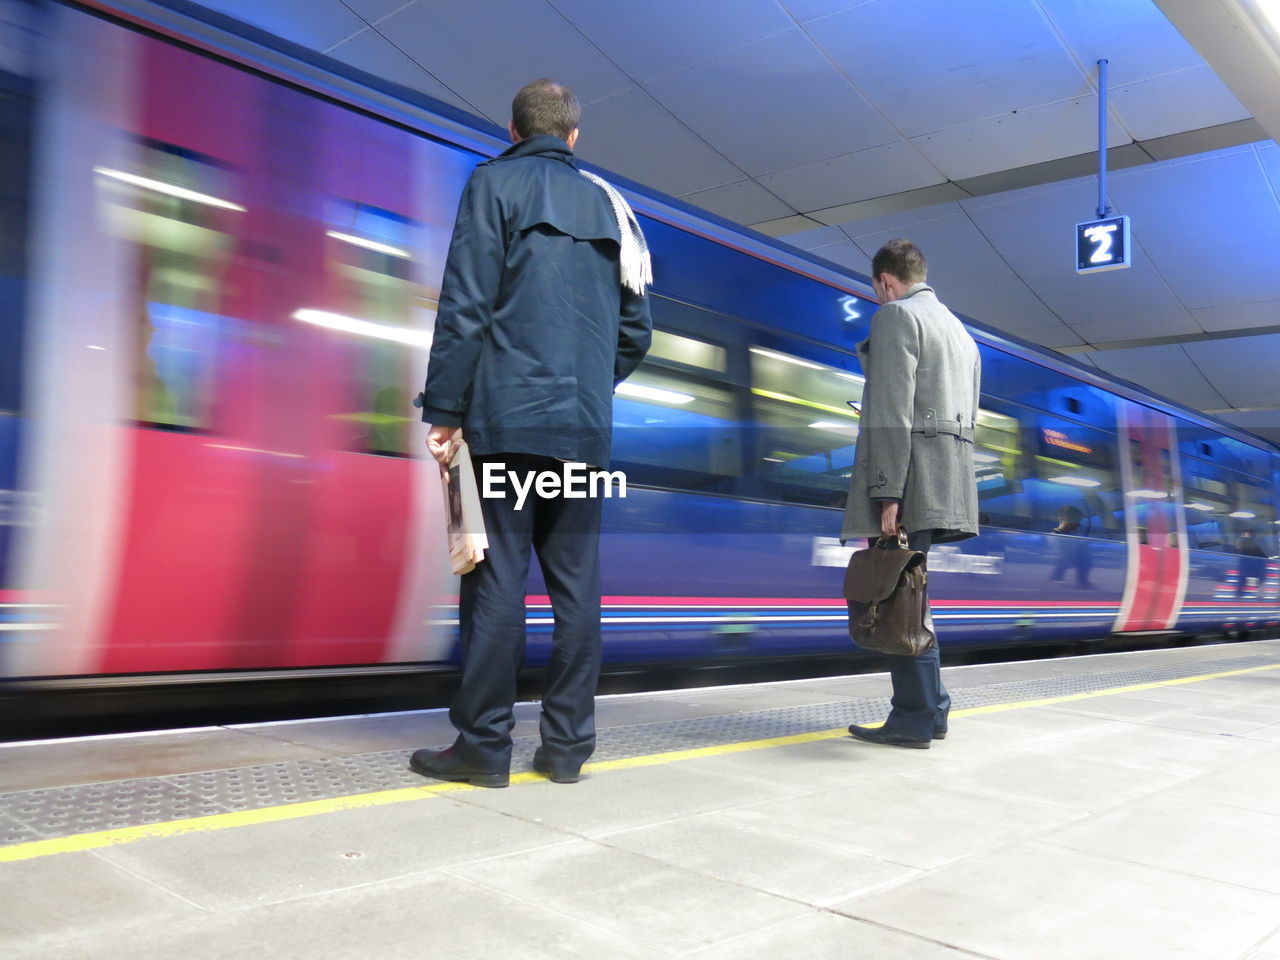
2, 1, 1278, 731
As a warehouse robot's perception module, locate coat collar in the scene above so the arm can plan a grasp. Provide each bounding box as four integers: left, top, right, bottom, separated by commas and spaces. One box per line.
856, 283, 935, 355
496, 135, 577, 167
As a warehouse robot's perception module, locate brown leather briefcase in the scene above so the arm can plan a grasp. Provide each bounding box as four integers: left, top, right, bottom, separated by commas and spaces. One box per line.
843, 530, 936, 656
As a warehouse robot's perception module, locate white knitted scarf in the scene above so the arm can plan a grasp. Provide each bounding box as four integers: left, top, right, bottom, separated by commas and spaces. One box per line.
578, 169, 652, 296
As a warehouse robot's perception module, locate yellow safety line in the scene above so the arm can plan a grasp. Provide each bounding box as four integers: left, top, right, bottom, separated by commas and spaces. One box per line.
2, 660, 1277, 863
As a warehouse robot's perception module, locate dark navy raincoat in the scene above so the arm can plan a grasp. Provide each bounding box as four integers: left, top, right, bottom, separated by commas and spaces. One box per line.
417, 135, 652, 467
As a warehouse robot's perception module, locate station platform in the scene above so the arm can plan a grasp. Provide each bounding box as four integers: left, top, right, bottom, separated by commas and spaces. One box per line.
4, 641, 1280, 960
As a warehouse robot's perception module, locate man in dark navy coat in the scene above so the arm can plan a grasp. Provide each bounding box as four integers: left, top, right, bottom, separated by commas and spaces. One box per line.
410, 79, 652, 788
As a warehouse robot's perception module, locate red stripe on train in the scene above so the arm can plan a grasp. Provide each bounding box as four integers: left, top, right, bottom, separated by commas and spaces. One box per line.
1116, 406, 1188, 632
526, 595, 1125, 608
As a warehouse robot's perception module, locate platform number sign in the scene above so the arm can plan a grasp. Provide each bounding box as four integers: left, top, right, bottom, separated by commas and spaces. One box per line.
1076, 215, 1131, 274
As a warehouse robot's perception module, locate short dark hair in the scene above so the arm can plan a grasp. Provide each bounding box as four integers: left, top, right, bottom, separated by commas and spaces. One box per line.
511, 79, 580, 140
871, 239, 927, 285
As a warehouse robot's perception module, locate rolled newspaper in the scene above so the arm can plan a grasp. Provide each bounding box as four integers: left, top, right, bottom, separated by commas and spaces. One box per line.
440, 439, 488, 575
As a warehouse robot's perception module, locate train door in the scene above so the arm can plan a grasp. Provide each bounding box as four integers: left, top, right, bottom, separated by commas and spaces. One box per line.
10, 7, 144, 678
0, 3, 36, 664
276, 108, 470, 667
91, 26, 458, 671
14, 8, 464, 678
1113, 402, 1189, 632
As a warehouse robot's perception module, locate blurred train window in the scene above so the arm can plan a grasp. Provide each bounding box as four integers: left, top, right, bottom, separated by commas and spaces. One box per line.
611, 330, 742, 494
973, 399, 1122, 538
978, 344, 1117, 427
648, 329, 727, 372
1221, 438, 1273, 482
101, 140, 240, 429
748, 345, 862, 507
325, 201, 418, 456
638, 215, 876, 351
0, 44, 31, 416
973, 406, 1021, 523
1182, 458, 1278, 555
1177, 422, 1273, 481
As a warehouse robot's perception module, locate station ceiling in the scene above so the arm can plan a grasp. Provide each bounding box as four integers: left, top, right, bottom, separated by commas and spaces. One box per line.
189, 0, 1280, 441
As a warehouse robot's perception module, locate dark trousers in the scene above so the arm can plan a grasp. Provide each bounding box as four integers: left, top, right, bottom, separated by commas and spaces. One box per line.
884, 530, 951, 740
450, 453, 603, 772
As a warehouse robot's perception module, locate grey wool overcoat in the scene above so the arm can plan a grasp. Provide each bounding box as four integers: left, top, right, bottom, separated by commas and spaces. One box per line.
841, 283, 981, 544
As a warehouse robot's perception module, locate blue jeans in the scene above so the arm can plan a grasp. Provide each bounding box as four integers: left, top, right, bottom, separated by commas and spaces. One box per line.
883, 530, 951, 740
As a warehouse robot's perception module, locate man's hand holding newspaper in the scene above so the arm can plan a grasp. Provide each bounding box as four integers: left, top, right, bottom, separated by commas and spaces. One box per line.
426, 428, 488, 575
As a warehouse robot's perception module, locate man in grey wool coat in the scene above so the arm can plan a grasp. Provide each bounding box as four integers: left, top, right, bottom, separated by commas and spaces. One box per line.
842, 238, 981, 749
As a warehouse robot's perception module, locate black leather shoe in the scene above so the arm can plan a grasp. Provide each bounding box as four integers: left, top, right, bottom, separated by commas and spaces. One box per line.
934, 727, 948, 740
532, 747, 582, 784
409, 748, 509, 788
848, 724, 931, 749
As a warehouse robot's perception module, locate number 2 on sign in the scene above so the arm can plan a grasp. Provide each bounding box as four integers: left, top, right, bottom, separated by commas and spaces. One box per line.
1084, 223, 1118, 263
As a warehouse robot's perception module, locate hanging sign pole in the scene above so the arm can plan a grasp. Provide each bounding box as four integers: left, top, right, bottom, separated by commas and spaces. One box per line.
1096, 58, 1110, 219
1076, 58, 1131, 274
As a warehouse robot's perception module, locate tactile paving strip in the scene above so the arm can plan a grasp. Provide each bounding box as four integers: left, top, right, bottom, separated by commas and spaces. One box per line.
0, 779, 227, 837
950, 655, 1280, 708
165, 753, 438, 812
1, 649, 1277, 842
0, 814, 42, 846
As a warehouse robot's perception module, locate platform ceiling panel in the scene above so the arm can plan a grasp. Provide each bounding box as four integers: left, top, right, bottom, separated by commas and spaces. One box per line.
1104, 150, 1280, 314
818, 198, 966, 244
1028, 266, 1200, 346
1068, 345, 1228, 412
1105, 148, 1280, 255
757, 141, 945, 213
375, 0, 632, 122
678, 178, 796, 226
781, 224, 851, 252
959, 182, 1199, 343
1038, 0, 1209, 85
569, 86, 744, 197
907, 95, 1131, 182
340, 0, 408, 23
1181, 334, 1280, 411
1192, 301, 1280, 335
777, 0, 869, 21
547, 0, 794, 84
806, 0, 1090, 138
803, 238, 872, 274
959, 178, 1101, 273
325, 28, 474, 112
191, 0, 365, 50
643, 29, 897, 177
1155, 238, 1280, 312
1109, 65, 1250, 141
1259, 141, 1280, 188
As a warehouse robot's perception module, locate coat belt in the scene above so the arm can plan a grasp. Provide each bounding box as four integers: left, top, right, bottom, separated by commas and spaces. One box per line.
912, 409, 974, 442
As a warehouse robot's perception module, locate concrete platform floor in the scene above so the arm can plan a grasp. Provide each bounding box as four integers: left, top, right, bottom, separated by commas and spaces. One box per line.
4, 640, 1280, 959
